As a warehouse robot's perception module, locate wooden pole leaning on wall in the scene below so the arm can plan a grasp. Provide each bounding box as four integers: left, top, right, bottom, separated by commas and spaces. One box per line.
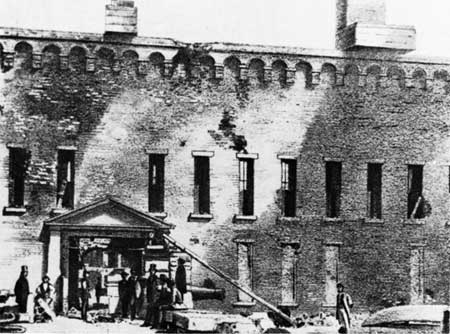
162, 234, 296, 327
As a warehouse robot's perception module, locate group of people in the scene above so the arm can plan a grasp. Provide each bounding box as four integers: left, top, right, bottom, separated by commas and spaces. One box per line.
13, 263, 354, 333
113, 258, 187, 328
114, 259, 186, 328
14, 266, 56, 322
139, 261, 187, 328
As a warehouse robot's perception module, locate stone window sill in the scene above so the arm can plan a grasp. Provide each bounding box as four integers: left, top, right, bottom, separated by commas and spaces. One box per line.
233, 215, 257, 224
403, 218, 425, 226
232, 301, 256, 308
277, 216, 302, 224
188, 213, 213, 222
322, 217, 344, 224
3, 206, 27, 216
363, 218, 384, 225
149, 212, 168, 219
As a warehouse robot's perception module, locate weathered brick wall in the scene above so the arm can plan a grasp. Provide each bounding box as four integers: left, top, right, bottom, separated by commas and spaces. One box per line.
2, 39, 450, 317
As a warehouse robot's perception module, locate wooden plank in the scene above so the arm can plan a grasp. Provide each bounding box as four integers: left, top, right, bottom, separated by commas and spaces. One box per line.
163, 234, 296, 327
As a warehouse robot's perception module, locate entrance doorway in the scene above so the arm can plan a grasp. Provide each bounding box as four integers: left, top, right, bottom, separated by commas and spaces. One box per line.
67, 237, 146, 310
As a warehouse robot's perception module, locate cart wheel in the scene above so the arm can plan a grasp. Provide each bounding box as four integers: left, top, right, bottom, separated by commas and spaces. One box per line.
0, 325, 26, 333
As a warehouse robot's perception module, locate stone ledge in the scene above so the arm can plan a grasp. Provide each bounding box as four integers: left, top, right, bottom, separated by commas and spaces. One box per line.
2, 207, 27, 216
403, 218, 425, 226
233, 215, 257, 224
232, 301, 256, 308
188, 213, 213, 222
149, 212, 168, 219
363, 218, 384, 225
277, 216, 303, 224
322, 217, 344, 224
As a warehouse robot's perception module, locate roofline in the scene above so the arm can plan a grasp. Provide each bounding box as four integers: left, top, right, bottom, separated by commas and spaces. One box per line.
44, 196, 175, 229
0, 26, 185, 49
2, 26, 450, 66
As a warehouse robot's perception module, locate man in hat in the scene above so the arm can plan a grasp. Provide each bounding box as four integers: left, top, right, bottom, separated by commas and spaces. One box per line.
118, 271, 130, 319
175, 258, 187, 302
336, 283, 353, 334
14, 266, 30, 313
141, 264, 159, 327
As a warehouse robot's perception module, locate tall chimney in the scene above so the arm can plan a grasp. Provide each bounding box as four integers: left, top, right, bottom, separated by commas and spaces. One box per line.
336, 0, 415, 51
105, 0, 138, 36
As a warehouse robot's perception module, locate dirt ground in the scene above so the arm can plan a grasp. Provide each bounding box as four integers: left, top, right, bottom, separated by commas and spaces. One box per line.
18, 317, 157, 334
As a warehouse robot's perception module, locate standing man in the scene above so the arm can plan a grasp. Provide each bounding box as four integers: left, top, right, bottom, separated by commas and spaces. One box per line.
175, 258, 187, 302
14, 266, 30, 314
118, 271, 130, 319
141, 264, 159, 327
128, 270, 141, 321
336, 283, 353, 334
79, 271, 90, 321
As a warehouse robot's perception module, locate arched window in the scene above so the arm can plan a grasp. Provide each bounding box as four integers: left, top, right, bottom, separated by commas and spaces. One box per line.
412, 68, 427, 90
224, 56, 241, 82
122, 50, 139, 75
366, 65, 381, 90
42, 44, 61, 71
248, 58, 265, 85
386, 66, 405, 90
96, 48, 115, 71
433, 70, 448, 93
198, 55, 215, 80
295, 61, 312, 88
14, 42, 33, 71
149, 52, 165, 77
344, 64, 359, 87
321, 63, 337, 87
172, 51, 191, 78
68, 46, 87, 72
272, 60, 287, 87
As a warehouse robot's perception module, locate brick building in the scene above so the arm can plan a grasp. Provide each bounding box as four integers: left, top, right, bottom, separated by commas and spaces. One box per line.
0, 0, 449, 316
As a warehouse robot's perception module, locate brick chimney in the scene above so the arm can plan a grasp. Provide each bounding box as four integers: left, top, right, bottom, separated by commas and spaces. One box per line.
105, 0, 138, 36
336, 0, 415, 51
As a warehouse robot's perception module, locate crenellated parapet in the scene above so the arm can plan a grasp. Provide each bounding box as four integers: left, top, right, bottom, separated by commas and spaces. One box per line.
0, 27, 450, 92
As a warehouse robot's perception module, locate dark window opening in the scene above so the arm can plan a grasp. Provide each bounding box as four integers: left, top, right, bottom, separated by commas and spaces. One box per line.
149, 154, 165, 213
194, 157, 210, 214
239, 159, 254, 216
8, 147, 28, 207
281, 159, 297, 217
367, 163, 382, 219
57, 150, 75, 209
408, 165, 424, 219
326, 161, 342, 218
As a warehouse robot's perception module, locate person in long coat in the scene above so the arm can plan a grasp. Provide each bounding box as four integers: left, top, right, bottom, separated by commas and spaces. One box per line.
79, 271, 91, 321
141, 264, 159, 327
336, 283, 353, 334
14, 266, 30, 313
118, 271, 130, 318
128, 270, 142, 321
175, 258, 187, 301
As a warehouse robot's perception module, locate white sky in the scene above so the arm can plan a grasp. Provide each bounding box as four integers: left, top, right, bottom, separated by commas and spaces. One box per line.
0, 0, 449, 56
